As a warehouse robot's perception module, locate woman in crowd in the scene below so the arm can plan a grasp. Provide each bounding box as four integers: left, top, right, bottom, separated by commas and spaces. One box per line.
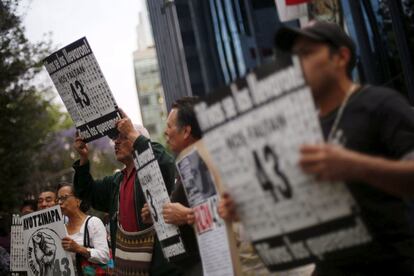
57, 183, 109, 274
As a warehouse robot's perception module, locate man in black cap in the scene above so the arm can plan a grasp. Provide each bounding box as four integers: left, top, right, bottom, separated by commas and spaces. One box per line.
278, 20, 414, 275
220, 21, 414, 275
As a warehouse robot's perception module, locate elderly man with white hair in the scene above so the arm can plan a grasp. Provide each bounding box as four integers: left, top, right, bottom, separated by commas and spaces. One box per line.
72, 109, 180, 276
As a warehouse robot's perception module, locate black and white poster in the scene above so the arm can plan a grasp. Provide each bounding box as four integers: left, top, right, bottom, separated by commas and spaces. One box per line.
133, 143, 187, 262
43, 37, 120, 142
176, 143, 241, 276
10, 214, 28, 275
194, 57, 372, 271
21, 206, 74, 276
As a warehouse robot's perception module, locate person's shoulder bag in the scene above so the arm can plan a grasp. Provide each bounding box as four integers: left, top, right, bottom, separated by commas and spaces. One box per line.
76, 216, 112, 276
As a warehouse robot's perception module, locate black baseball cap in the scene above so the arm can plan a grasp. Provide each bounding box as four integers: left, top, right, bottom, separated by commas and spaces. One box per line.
274, 21, 356, 71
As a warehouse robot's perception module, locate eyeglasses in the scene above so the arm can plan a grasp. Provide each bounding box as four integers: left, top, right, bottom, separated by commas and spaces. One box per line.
57, 195, 75, 203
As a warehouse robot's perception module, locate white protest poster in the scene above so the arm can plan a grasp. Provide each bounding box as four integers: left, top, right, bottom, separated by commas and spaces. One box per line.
176, 142, 241, 276
43, 37, 121, 142
21, 206, 74, 276
10, 214, 28, 275
133, 142, 187, 262
194, 57, 372, 271
275, 0, 310, 22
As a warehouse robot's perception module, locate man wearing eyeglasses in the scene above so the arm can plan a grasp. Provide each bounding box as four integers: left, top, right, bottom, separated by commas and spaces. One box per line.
72, 109, 179, 275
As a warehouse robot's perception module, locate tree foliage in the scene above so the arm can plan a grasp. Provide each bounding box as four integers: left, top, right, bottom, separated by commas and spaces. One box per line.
0, 0, 60, 212
0, 1, 122, 213
32, 127, 120, 193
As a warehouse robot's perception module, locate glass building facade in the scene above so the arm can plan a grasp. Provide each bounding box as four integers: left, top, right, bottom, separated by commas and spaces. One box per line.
340, 0, 414, 102
147, 0, 280, 110
148, 0, 414, 107
307, 0, 414, 102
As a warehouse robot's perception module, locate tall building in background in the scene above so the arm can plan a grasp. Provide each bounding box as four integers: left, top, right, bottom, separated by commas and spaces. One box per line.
147, 0, 414, 106
133, 2, 167, 143
146, 0, 280, 111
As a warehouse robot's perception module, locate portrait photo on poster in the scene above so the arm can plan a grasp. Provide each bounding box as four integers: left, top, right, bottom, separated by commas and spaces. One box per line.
177, 149, 217, 207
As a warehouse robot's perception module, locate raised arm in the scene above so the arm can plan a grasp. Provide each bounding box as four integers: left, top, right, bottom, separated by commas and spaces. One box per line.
73, 133, 115, 212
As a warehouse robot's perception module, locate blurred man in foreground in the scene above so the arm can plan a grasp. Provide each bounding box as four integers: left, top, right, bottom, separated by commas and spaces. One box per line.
219, 21, 414, 275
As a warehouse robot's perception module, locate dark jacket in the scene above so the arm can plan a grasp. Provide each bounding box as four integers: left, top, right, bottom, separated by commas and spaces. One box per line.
73, 136, 180, 275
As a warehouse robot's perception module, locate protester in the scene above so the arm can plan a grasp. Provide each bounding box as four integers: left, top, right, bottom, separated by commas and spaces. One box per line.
142, 96, 203, 275
57, 183, 109, 274
219, 20, 414, 275
20, 199, 37, 215
73, 110, 179, 275
37, 189, 57, 210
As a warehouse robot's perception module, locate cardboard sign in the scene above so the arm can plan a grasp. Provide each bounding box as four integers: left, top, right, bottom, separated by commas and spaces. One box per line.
194, 57, 371, 271
44, 37, 120, 142
133, 142, 187, 262
21, 206, 75, 276
176, 142, 241, 276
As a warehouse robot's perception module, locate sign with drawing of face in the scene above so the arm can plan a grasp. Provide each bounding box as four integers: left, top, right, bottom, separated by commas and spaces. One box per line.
21, 206, 74, 276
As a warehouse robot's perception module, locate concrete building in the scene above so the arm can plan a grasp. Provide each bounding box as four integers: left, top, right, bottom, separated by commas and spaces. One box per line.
133, 4, 168, 143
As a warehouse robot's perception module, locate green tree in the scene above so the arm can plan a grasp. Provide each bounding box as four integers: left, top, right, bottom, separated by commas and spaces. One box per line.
0, 0, 56, 212
31, 126, 120, 196
0, 0, 122, 214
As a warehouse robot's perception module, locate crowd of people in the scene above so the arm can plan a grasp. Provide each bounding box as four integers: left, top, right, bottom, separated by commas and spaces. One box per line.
2, 20, 414, 275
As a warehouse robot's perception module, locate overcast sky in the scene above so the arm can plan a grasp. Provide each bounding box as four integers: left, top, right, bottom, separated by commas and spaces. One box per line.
20, 0, 146, 124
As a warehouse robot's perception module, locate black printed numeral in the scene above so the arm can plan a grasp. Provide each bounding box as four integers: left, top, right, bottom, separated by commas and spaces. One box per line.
253, 145, 292, 203
70, 80, 90, 108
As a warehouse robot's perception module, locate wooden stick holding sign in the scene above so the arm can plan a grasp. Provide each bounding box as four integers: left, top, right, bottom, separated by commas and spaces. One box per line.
43, 37, 121, 142
176, 141, 242, 276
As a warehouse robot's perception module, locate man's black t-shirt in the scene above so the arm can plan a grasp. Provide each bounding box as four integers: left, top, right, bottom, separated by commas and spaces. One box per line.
318, 85, 414, 272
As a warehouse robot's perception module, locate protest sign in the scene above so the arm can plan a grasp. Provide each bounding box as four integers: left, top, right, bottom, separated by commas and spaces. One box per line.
10, 214, 28, 275
21, 206, 74, 276
176, 142, 241, 276
133, 142, 187, 262
194, 57, 372, 271
44, 37, 120, 142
